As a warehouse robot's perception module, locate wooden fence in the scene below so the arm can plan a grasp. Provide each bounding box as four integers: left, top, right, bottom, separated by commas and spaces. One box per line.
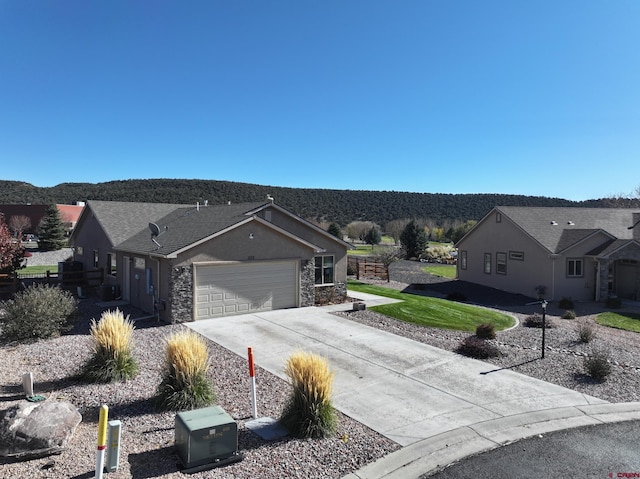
348, 257, 389, 281
0, 269, 105, 298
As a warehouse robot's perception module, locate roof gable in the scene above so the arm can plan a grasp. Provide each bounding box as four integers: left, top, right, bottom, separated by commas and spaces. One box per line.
114, 201, 326, 257
72, 200, 191, 246
495, 207, 639, 253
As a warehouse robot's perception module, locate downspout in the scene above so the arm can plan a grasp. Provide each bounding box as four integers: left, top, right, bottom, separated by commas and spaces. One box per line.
549, 254, 559, 302
149, 255, 161, 321
594, 260, 601, 302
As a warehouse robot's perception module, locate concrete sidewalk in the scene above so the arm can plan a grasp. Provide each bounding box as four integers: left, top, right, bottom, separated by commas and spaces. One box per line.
186, 292, 640, 478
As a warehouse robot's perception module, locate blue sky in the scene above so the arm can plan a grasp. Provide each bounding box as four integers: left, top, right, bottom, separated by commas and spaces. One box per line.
1, 1, 638, 201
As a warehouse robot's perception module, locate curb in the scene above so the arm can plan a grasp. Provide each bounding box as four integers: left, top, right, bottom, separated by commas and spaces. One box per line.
342, 402, 640, 479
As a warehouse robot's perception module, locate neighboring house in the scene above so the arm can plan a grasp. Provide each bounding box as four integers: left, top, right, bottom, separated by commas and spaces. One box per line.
0, 203, 84, 237
56, 203, 85, 235
456, 207, 640, 303
70, 200, 351, 322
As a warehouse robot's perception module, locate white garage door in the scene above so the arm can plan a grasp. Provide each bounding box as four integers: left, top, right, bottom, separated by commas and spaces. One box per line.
194, 261, 298, 319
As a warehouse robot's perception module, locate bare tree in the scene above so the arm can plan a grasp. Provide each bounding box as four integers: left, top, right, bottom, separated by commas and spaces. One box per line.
346, 221, 377, 242
385, 219, 410, 245
8, 215, 31, 240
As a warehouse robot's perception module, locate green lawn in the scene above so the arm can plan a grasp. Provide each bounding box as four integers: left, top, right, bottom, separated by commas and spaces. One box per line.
596, 311, 640, 333
421, 264, 456, 279
348, 281, 515, 332
348, 244, 397, 256
19, 265, 58, 275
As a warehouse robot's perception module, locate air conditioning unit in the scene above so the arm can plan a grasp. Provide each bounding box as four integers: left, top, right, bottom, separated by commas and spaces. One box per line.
175, 406, 243, 472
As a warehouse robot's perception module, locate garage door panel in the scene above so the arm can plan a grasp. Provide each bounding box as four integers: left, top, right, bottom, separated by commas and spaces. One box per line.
195, 261, 297, 320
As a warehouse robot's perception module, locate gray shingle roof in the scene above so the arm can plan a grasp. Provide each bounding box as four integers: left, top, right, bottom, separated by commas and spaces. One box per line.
497, 207, 639, 253
115, 201, 268, 256
85, 200, 191, 246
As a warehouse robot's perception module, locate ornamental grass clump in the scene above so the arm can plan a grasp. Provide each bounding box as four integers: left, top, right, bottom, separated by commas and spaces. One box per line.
81, 309, 138, 382
280, 350, 337, 439
155, 330, 215, 411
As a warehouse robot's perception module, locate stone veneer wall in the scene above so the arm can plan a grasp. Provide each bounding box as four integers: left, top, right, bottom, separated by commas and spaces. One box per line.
169, 265, 193, 323
300, 260, 316, 307
315, 282, 347, 305
597, 243, 640, 301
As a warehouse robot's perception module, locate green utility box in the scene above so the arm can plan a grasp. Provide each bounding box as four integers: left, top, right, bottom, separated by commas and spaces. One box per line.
175, 406, 241, 470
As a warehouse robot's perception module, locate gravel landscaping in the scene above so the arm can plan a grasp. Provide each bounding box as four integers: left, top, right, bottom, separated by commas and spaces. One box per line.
0, 297, 398, 479
1, 258, 639, 478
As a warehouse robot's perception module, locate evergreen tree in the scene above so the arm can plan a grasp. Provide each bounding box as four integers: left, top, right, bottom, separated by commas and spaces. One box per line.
0, 213, 26, 274
400, 220, 428, 259
38, 204, 67, 251
364, 226, 381, 248
327, 222, 342, 239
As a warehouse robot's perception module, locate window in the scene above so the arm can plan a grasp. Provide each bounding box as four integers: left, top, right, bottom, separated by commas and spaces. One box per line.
509, 251, 524, 261
76, 246, 83, 256
496, 212, 502, 223
93, 250, 99, 268
484, 253, 492, 274
314, 255, 334, 285
496, 252, 507, 274
106, 253, 115, 276
567, 258, 584, 277
460, 250, 467, 270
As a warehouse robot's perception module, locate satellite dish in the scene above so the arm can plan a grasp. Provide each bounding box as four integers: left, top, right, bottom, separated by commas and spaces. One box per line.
149, 222, 160, 237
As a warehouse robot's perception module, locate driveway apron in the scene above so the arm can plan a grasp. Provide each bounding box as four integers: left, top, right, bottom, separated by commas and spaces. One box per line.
186, 293, 606, 447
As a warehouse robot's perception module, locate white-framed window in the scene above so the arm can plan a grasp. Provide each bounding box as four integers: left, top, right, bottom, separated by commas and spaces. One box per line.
567, 258, 584, 277
314, 255, 334, 285
460, 250, 467, 270
496, 252, 507, 274
484, 253, 492, 274
93, 250, 99, 268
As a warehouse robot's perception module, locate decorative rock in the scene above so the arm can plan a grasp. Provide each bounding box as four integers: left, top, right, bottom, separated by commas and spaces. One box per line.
0, 400, 82, 459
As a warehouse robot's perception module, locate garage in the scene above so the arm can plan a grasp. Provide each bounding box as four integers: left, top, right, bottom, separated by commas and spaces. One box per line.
194, 260, 298, 319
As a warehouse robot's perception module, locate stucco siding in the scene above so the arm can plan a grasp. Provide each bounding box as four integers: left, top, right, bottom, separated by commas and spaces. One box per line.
458, 210, 551, 299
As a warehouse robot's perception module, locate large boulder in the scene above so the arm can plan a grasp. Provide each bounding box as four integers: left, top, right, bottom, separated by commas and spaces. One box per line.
0, 400, 82, 459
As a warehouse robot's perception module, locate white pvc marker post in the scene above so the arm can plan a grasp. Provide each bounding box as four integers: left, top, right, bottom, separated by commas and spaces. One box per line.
248, 347, 258, 419
95, 404, 108, 479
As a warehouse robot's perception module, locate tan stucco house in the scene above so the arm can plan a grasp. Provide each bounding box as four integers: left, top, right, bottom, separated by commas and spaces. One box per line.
70, 200, 350, 322
456, 207, 640, 303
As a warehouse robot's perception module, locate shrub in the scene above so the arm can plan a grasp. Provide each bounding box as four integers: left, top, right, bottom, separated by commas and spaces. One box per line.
446, 291, 467, 302
524, 313, 554, 329
562, 310, 577, 320
80, 309, 138, 382
456, 336, 501, 359
606, 297, 622, 309
558, 297, 574, 310
280, 350, 337, 439
584, 349, 612, 382
577, 320, 596, 343
475, 323, 496, 340
155, 330, 215, 411
0, 283, 77, 341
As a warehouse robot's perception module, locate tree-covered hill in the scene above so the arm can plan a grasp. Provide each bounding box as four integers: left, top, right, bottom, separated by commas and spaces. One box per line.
0, 178, 633, 226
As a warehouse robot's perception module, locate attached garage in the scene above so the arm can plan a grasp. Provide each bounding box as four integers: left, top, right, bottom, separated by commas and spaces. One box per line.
194, 260, 299, 319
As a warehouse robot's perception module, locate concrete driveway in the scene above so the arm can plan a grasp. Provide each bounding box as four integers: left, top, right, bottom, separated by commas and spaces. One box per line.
186, 292, 640, 478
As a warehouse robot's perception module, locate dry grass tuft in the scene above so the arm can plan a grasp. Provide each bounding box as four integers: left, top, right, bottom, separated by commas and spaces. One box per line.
155, 329, 215, 411
280, 350, 337, 438
80, 308, 138, 382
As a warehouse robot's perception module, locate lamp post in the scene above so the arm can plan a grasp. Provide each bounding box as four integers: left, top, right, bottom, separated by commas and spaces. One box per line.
526, 299, 548, 359
540, 300, 548, 359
